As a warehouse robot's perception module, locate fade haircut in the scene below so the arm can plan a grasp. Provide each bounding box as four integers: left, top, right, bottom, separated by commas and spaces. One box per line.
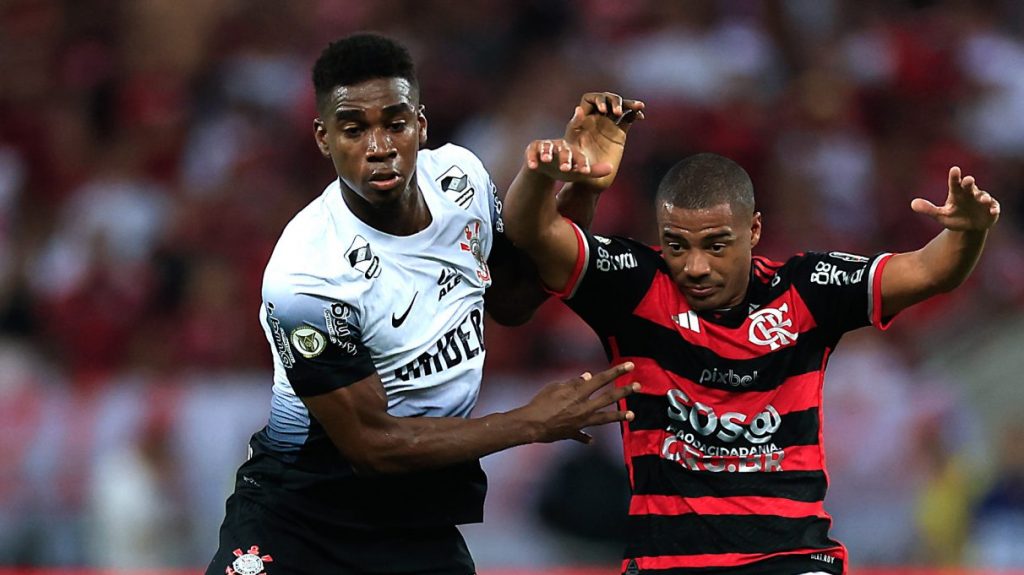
312, 33, 419, 114
655, 153, 755, 217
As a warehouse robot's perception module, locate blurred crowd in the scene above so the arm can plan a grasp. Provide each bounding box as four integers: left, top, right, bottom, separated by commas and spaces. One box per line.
2, 0, 1024, 570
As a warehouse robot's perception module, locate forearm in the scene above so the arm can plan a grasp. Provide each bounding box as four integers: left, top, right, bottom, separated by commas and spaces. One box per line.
504, 167, 563, 249
556, 183, 602, 230
352, 408, 541, 474
882, 228, 989, 317
912, 228, 988, 292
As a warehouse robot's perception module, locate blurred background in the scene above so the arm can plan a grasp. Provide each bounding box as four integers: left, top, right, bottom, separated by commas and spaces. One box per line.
2, 0, 1024, 572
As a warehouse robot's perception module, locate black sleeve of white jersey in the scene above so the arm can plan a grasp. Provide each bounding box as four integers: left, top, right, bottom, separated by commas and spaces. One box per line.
789, 250, 895, 339
560, 225, 662, 335
262, 295, 377, 397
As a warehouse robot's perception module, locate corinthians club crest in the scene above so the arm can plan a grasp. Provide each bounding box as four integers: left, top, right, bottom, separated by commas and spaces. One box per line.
226, 545, 273, 575
460, 221, 490, 282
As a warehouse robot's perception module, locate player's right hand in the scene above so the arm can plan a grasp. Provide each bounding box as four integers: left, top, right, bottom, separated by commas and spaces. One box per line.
521, 362, 639, 444
561, 92, 645, 191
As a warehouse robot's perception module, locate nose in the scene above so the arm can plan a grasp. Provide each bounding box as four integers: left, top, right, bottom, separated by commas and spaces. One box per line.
684, 250, 711, 278
366, 127, 396, 160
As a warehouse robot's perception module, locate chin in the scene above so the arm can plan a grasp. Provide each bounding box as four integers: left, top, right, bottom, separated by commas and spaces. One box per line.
684, 297, 718, 312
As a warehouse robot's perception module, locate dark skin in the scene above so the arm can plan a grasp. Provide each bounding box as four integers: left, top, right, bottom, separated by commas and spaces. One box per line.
313, 81, 644, 325
308, 78, 644, 474
313, 78, 429, 236
505, 135, 1000, 321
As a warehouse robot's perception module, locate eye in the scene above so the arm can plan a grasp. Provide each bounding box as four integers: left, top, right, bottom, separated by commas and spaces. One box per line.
388, 121, 408, 132
666, 241, 683, 252
709, 243, 727, 254
342, 125, 364, 137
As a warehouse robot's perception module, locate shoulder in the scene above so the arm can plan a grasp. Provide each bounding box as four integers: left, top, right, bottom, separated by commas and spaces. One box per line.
419, 143, 496, 218
590, 233, 666, 269
762, 250, 884, 309
418, 143, 491, 186
263, 182, 367, 307
778, 251, 877, 286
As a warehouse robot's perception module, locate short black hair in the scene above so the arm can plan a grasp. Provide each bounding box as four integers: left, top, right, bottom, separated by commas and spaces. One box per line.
312, 33, 419, 113
655, 153, 755, 216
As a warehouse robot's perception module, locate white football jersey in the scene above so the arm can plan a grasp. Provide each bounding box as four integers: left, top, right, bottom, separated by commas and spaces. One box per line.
258, 144, 499, 451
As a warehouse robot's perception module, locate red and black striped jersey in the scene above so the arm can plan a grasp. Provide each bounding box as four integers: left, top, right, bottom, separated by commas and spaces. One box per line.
556, 224, 895, 575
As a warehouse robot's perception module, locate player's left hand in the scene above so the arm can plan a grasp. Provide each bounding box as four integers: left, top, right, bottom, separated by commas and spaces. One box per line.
562, 92, 645, 191
911, 167, 1000, 232
524, 138, 613, 183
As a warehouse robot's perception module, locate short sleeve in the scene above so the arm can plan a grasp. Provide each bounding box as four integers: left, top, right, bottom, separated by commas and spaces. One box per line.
261, 289, 377, 397
790, 250, 895, 337
560, 224, 662, 335
488, 178, 504, 235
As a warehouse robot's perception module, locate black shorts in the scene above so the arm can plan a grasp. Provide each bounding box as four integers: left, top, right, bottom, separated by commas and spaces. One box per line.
205, 452, 476, 575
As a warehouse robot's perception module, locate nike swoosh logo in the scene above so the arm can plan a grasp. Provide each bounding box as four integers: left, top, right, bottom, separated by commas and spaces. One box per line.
391, 292, 418, 328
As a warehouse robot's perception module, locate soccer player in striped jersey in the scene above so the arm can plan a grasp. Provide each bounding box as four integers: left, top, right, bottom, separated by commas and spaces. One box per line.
504, 134, 999, 574
205, 34, 644, 575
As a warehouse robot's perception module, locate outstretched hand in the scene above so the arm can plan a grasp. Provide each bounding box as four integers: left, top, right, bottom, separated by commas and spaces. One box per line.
911, 167, 1000, 232
524, 138, 614, 183
522, 362, 639, 444
562, 92, 645, 190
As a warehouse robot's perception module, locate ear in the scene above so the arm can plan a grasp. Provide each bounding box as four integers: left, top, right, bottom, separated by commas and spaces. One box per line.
313, 118, 331, 158
417, 106, 428, 147
750, 212, 762, 249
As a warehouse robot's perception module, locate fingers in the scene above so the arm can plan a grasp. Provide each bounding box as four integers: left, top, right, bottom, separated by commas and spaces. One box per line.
949, 166, 974, 200
581, 92, 621, 116
524, 138, 602, 176
910, 197, 942, 218
524, 139, 557, 170
585, 407, 636, 427
587, 381, 640, 411
571, 430, 593, 444
566, 105, 585, 130
557, 143, 574, 172
580, 361, 634, 394
579, 92, 646, 124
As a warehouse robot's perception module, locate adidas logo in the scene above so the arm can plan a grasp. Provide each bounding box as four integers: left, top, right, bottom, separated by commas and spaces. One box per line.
671, 310, 700, 333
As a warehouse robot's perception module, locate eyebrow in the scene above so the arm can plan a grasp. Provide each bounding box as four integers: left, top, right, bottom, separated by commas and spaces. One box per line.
333, 103, 416, 122
662, 229, 735, 242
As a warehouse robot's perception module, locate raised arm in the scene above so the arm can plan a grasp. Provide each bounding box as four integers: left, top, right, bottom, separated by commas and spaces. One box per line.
303, 363, 637, 474
880, 166, 1000, 317
503, 138, 613, 293
556, 92, 645, 227
484, 92, 643, 324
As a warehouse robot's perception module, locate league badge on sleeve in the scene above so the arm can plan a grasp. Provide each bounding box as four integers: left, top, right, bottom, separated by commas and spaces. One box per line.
290, 326, 327, 358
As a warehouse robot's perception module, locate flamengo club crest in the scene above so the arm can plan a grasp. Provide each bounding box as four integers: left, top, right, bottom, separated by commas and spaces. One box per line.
226, 545, 273, 575
460, 221, 491, 281
748, 303, 798, 350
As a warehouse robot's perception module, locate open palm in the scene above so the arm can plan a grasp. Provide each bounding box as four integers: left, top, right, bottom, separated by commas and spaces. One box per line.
911, 167, 1000, 232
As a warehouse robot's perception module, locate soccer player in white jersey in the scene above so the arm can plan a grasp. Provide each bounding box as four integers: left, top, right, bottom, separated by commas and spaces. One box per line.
205, 33, 646, 575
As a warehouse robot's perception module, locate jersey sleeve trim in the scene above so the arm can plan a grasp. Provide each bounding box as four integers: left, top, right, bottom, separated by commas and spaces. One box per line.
546, 219, 590, 300
868, 252, 896, 330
